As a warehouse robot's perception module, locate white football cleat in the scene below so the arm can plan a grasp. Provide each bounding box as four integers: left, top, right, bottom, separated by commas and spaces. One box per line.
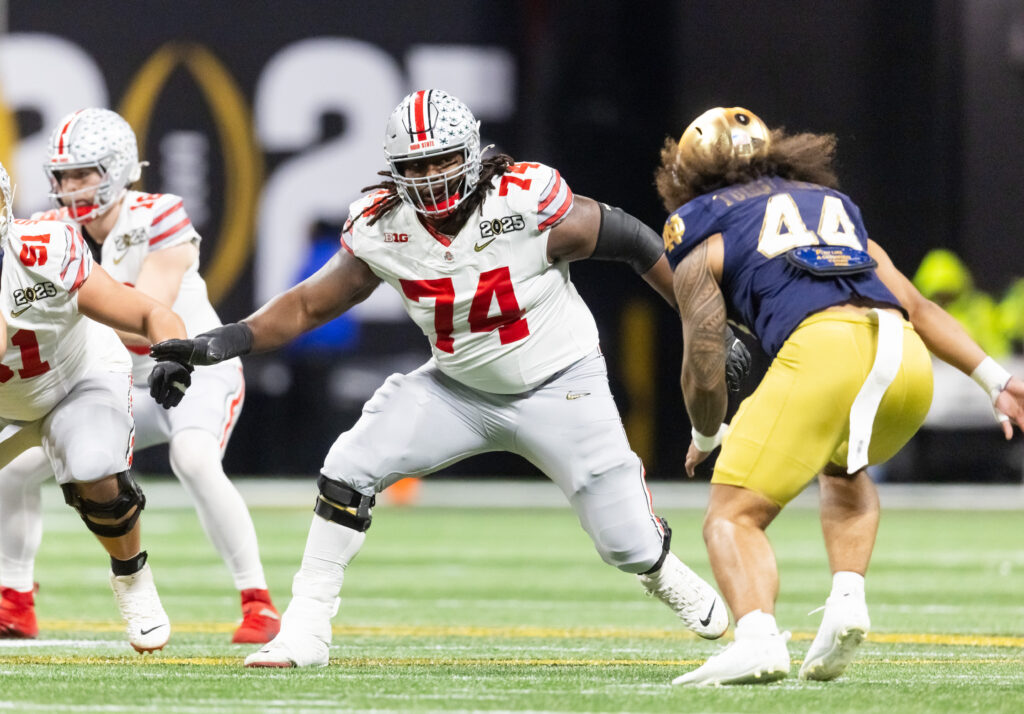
109, 563, 170, 653
244, 594, 335, 668
798, 592, 870, 681
638, 552, 728, 639
244, 632, 329, 668
672, 630, 791, 686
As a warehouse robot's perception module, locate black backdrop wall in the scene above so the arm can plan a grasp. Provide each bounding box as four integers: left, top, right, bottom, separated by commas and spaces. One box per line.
2, 0, 1022, 478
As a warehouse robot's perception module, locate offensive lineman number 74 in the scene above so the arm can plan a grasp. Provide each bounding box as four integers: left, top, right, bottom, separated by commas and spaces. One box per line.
400, 266, 530, 354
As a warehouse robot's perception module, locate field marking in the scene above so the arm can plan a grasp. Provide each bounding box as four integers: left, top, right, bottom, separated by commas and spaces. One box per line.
1, 655, 1022, 668
13, 621, 1024, 649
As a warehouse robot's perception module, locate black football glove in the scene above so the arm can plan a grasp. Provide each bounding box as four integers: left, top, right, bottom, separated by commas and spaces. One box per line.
150, 322, 254, 367
724, 327, 751, 392
148, 360, 194, 409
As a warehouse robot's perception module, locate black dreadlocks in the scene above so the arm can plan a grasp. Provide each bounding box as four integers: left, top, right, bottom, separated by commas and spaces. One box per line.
354, 154, 516, 228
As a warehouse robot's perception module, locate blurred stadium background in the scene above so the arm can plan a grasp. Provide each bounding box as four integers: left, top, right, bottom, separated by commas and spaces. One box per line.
1, 0, 1023, 482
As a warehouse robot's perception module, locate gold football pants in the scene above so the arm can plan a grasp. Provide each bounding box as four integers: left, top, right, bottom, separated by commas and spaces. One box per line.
713, 311, 934, 506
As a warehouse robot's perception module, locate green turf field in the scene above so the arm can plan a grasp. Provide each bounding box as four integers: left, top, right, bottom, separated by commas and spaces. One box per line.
1, 482, 1022, 713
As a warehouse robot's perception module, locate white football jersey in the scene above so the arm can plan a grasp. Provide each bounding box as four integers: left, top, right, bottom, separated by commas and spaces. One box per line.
0, 219, 130, 422
343, 162, 599, 394
38, 192, 226, 380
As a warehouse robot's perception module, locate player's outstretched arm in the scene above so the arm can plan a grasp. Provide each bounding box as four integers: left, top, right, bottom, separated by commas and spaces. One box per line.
77, 263, 187, 343
869, 239, 1023, 437
869, 240, 987, 374
151, 249, 381, 366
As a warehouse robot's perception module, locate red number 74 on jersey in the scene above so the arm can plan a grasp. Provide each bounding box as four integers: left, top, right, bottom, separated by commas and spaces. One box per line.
400, 266, 530, 354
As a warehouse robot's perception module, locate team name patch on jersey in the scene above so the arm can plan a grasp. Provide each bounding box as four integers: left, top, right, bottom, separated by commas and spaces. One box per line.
785, 245, 877, 276
479, 215, 525, 238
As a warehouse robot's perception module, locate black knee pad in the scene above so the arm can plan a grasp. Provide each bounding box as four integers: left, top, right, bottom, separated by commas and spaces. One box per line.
314, 475, 375, 532
61, 471, 146, 538
639, 517, 673, 575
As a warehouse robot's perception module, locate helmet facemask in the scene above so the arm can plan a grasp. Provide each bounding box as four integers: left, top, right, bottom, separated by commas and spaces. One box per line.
383, 90, 482, 217
44, 108, 145, 224
678, 107, 771, 168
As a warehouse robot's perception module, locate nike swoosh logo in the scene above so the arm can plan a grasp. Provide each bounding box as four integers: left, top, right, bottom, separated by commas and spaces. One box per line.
140, 624, 167, 636
474, 237, 498, 252
10, 305, 31, 317
565, 391, 591, 400
699, 600, 716, 627
112, 251, 130, 264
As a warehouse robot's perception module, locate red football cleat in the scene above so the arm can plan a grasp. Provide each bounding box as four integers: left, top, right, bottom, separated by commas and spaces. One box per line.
0, 585, 39, 639
232, 588, 280, 644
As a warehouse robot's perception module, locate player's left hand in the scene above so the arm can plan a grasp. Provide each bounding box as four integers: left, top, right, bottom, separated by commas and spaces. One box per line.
724, 327, 751, 392
148, 359, 194, 409
994, 376, 1024, 439
685, 441, 712, 478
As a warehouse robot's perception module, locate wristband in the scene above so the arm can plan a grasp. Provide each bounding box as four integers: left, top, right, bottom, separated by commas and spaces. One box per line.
970, 356, 1011, 404
691, 423, 728, 452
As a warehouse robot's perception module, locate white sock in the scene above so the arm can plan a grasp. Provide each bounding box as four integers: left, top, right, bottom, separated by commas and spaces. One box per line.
0, 446, 51, 591
831, 571, 866, 598
291, 514, 366, 603
735, 609, 780, 638
168, 429, 267, 591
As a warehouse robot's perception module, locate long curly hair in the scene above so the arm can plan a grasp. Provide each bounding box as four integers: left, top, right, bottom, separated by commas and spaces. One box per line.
654, 128, 840, 212
354, 154, 516, 228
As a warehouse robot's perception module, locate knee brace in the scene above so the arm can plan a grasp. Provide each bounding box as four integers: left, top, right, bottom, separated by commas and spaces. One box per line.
639, 517, 673, 576
314, 475, 375, 532
61, 471, 146, 538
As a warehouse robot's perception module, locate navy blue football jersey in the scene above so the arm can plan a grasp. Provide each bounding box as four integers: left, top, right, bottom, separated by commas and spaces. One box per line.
664, 176, 903, 357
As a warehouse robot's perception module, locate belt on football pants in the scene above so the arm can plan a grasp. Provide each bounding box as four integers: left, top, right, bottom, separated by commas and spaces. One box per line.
846, 308, 904, 473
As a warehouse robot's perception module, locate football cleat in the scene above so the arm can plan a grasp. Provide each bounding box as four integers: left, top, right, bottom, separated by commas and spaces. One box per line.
799, 592, 870, 681
244, 632, 329, 668
244, 594, 335, 668
638, 552, 729, 639
232, 588, 281, 644
0, 585, 39, 639
673, 630, 791, 686
109, 563, 170, 653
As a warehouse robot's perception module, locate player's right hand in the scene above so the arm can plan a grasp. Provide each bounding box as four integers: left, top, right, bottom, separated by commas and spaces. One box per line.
148, 359, 193, 409
723, 327, 751, 392
150, 322, 254, 366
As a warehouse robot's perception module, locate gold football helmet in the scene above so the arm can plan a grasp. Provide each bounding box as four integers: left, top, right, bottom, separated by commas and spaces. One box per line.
677, 107, 770, 164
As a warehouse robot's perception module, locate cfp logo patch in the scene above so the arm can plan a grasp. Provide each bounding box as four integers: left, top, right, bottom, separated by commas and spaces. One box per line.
115, 228, 150, 252
384, 232, 409, 243
12, 281, 57, 315
479, 214, 525, 239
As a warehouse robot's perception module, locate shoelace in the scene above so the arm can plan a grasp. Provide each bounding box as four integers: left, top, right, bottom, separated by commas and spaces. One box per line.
645, 578, 706, 621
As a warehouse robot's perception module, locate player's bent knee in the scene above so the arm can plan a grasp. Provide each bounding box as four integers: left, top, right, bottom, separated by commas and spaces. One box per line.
61, 471, 146, 538
314, 474, 375, 532
595, 517, 671, 575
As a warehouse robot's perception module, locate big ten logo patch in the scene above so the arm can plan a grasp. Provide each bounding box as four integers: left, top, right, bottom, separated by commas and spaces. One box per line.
384, 232, 409, 243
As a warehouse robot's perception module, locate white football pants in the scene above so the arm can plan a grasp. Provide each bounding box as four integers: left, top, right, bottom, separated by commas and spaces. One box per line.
0, 362, 266, 592
322, 349, 666, 573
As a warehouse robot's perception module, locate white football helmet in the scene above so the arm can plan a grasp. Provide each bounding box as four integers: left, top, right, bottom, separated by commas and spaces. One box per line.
43, 108, 146, 223
0, 161, 13, 244
383, 89, 482, 216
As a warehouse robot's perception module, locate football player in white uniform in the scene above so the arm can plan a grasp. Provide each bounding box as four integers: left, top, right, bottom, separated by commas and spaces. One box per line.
0, 160, 191, 651
153, 89, 748, 668
0, 110, 280, 644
